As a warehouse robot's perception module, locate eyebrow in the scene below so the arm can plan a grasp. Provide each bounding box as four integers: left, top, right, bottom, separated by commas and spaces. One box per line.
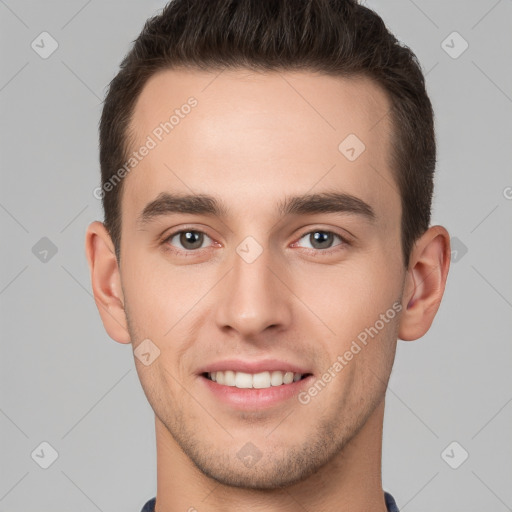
136, 191, 375, 227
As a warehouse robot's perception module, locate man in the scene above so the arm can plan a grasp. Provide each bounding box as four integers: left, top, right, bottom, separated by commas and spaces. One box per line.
85, 0, 450, 510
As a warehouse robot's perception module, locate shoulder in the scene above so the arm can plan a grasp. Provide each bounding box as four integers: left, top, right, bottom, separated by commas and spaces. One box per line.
385, 491, 400, 512
140, 497, 156, 512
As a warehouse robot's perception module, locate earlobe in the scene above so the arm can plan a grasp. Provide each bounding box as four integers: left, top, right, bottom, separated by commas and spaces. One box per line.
398, 225, 451, 341
85, 221, 131, 344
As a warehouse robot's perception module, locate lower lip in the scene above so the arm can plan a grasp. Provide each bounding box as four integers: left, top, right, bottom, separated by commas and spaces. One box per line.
199, 374, 314, 409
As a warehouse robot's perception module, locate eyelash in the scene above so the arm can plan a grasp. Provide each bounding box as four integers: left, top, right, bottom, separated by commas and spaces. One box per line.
292, 229, 350, 255
162, 227, 350, 256
162, 227, 218, 257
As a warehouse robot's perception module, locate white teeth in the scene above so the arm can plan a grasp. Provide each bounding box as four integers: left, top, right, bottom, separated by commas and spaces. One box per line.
235, 372, 253, 388
224, 370, 236, 386
252, 372, 271, 389
283, 371, 294, 384
270, 371, 284, 386
207, 370, 304, 389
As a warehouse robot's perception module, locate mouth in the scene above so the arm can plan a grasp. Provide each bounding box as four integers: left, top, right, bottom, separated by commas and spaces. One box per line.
197, 359, 316, 409
202, 370, 313, 389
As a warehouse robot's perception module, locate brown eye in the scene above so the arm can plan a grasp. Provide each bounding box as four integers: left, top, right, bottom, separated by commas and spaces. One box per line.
167, 230, 210, 251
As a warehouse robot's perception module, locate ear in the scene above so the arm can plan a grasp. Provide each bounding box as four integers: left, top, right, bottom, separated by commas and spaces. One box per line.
85, 221, 131, 344
398, 225, 451, 341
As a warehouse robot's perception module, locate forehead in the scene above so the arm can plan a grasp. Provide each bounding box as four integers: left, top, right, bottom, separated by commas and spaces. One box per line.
123, 67, 397, 224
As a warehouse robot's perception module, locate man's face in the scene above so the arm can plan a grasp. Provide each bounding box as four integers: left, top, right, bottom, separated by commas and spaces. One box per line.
119, 68, 405, 488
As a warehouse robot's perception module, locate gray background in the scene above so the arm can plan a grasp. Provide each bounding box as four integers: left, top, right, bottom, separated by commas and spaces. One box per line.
1, 0, 511, 511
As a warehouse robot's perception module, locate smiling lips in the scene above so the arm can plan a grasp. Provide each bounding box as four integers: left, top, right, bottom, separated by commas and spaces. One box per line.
205, 370, 306, 389
199, 359, 313, 390
199, 360, 315, 408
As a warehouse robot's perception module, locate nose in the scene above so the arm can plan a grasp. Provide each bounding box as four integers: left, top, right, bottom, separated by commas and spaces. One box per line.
214, 244, 293, 339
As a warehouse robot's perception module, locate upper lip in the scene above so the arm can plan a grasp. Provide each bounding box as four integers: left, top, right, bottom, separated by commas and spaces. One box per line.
197, 359, 313, 375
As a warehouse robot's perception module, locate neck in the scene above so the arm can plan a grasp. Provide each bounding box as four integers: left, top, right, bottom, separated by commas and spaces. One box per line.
153, 398, 389, 512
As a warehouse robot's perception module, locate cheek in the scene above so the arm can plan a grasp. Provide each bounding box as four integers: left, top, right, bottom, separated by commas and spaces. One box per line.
134, 357, 186, 423
292, 257, 402, 331
123, 249, 201, 329
123, 251, 216, 375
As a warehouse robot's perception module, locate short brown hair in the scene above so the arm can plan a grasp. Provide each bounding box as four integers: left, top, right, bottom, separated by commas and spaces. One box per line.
99, 0, 436, 266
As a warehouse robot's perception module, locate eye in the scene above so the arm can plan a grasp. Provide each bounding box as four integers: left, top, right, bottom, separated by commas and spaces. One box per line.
294, 230, 347, 251
165, 229, 213, 251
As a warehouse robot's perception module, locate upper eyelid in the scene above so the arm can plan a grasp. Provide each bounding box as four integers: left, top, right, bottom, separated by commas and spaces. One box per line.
296, 228, 348, 241
164, 227, 349, 250
293, 230, 348, 250
165, 228, 215, 247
